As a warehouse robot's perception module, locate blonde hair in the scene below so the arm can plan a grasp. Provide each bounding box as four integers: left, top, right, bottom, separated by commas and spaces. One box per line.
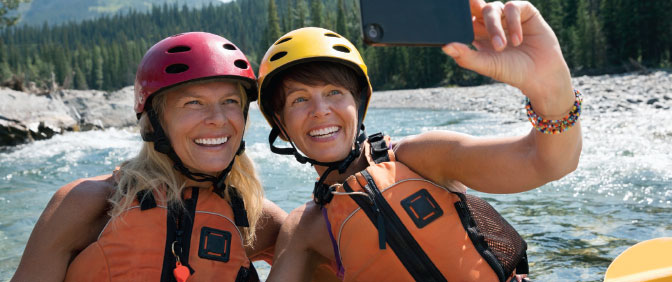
109, 81, 264, 246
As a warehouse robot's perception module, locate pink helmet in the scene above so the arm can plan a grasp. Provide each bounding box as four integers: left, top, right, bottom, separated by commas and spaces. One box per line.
134, 32, 257, 115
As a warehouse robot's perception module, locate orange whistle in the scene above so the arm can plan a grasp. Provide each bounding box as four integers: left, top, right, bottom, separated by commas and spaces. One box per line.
173, 261, 190, 282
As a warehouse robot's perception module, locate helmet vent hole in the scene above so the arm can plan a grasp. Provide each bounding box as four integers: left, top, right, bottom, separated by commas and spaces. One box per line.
234, 59, 248, 69
332, 45, 351, 53
270, 51, 287, 62
275, 37, 292, 45
325, 33, 340, 38
223, 43, 237, 50
167, 46, 191, 53
165, 64, 189, 74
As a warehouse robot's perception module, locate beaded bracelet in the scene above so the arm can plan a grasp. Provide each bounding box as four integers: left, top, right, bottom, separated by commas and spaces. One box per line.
525, 89, 583, 134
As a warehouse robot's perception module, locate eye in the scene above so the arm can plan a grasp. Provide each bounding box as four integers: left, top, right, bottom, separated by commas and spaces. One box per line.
185, 100, 201, 106
223, 98, 240, 105
327, 89, 342, 96
291, 96, 307, 105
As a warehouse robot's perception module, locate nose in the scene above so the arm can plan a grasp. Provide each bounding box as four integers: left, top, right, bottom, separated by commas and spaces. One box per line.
310, 95, 331, 118
204, 104, 228, 126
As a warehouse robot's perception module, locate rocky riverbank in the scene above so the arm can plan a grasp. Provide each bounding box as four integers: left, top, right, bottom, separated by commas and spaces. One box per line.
0, 86, 135, 146
369, 70, 672, 116
1, 70, 670, 147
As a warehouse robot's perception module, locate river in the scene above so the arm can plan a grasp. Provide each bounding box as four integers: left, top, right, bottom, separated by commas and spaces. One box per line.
1, 106, 671, 281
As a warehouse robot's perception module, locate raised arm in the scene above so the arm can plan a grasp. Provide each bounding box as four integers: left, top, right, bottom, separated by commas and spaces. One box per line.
396, 0, 581, 194
11, 175, 114, 282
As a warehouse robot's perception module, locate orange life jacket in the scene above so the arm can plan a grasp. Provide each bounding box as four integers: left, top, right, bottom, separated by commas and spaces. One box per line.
323, 133, 528, 282
64, 186, 258, 282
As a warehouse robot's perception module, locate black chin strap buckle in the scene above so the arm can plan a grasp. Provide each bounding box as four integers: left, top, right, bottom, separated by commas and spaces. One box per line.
313, 181, 335, 206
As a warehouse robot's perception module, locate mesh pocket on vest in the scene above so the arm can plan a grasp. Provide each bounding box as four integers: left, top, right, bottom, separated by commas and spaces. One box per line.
463, 194, 527, 276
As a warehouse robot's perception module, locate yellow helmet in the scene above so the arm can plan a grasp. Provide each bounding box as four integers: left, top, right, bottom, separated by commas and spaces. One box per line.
257, 27, 373, 130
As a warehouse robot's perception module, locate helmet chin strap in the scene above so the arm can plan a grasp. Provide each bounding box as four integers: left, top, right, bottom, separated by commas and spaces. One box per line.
142, 106, 250, 227
268, 99, 369, 206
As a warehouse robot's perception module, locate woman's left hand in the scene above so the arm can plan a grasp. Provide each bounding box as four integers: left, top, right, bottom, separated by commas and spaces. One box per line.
443, 0, 574, 116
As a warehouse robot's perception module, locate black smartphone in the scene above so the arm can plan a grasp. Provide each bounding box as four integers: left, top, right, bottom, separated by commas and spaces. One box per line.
359, 0, 474, 46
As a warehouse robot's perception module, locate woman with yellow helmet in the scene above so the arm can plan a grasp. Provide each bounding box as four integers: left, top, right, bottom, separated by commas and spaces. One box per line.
258, 0, 581, 281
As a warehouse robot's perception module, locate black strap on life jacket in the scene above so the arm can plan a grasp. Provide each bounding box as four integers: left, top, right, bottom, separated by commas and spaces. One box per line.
367, 133, 390, 164
516, 253, 529, 275
160, 187, 199, 282
228, 186, 250, 227
136, 189, 157, 210
344, 171, 446, 282
235, 261, 260, 282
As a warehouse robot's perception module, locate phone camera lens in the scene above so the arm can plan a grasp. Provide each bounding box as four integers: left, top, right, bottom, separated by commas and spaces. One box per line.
364, 24, 383, 41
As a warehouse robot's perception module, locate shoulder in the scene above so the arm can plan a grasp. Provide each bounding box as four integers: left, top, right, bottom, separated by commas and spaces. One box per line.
254, 199, 288, 241
246, 199, 287, 261
283, 201, 328, 246
286, 201, 324, 230
260, 198, 288, 224
48, 174, 116, 218
56, 174, 116, 202
254, 199, 288, 243
12, 174, 116, 281
42, 174, 116, 249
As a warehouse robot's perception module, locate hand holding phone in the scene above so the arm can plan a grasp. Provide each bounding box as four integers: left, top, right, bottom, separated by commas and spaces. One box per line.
359, 0, 474, 46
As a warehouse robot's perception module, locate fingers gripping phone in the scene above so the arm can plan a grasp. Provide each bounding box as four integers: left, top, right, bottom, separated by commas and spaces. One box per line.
359, 0, 474, 46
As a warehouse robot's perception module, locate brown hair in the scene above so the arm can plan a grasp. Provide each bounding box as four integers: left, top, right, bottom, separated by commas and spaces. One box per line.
267, 61, 363, 117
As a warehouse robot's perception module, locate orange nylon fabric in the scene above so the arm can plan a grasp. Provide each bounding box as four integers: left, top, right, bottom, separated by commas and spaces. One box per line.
325, 136, 503, 282
65, 187, 249, 282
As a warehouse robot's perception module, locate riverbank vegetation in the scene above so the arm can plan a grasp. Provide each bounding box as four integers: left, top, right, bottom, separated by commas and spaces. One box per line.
0, 0, 670, 92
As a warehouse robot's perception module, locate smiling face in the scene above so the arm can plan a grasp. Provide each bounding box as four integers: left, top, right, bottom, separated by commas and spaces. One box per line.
277, 80, 358, 163
161, 80, 245, 175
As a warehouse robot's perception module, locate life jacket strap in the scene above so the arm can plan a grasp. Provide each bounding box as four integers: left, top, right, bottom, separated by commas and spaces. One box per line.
160, 187, 199, 282
228, 186, 250, 227
516, 252, 529, 275
367, 132, 390, 164
234, 261, 260, 282
136, 189, 157, 210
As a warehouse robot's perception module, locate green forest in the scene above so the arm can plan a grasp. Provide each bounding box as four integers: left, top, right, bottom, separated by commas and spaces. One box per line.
0, 0, 670, 92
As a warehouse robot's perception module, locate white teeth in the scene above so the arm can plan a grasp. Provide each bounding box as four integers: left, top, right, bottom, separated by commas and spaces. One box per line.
195, 137, 228, 145
309, 126, 339, 137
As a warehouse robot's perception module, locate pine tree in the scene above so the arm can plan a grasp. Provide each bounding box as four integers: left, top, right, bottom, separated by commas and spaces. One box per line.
266, 0, 282, 48
574, 0, 606, 69
336, 0, 347, 37
310, 0, 323, 27
74, 66, 88, 90
92, 46, 104, 90
294, 0, 308, 28
0, 60, 11, 81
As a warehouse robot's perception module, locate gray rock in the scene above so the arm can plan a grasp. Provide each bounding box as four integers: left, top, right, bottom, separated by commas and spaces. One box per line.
0, 116, 29, 146
0, 86, 135, 146
0, 88, 77, 146
647, 98, 659, 105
